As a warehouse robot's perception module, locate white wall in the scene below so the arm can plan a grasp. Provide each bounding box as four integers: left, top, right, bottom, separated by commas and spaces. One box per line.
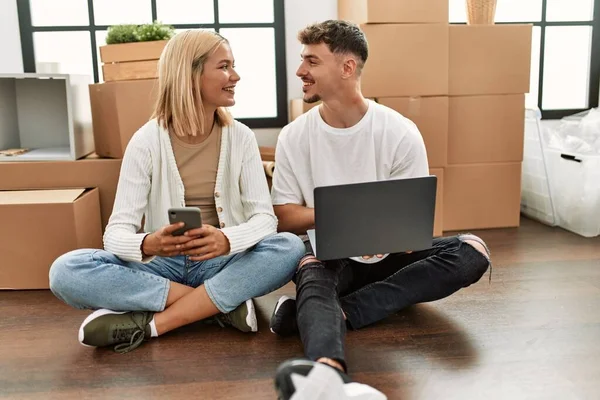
0, 0, 24, 73
0, 0, 336, 145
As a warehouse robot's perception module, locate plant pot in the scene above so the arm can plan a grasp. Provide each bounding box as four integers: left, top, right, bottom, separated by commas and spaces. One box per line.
99, 40, 168, 81
466, 0, 497, 25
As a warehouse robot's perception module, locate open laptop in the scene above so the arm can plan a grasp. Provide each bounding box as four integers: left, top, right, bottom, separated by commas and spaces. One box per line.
306, 176, 437, 261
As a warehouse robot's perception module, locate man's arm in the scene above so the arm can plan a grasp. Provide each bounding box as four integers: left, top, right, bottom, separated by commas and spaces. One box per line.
271, 131, 313, 234
274, 204, 314, 235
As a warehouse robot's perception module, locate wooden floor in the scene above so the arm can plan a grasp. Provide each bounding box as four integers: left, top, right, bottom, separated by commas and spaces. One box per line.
1, 217, 599, 400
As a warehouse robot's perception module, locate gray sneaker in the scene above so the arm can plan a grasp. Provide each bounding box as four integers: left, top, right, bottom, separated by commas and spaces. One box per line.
78, 309, 154, 353
214, 299, 258, 332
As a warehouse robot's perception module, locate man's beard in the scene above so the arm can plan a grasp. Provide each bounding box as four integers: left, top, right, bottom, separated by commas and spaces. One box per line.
304, 94, 321, 103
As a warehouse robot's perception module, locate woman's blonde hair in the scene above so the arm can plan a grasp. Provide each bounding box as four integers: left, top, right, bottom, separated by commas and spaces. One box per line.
152, 29, 233, 137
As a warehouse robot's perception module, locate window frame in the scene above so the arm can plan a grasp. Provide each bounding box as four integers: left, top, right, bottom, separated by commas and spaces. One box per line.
16, 0, 288, 128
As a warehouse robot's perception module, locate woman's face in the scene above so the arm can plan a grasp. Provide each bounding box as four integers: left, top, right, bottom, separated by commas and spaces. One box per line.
200, 42, 240, 109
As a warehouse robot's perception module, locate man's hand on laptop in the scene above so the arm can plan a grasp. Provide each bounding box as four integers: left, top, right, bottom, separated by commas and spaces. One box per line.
361, 254, 386, 260
362, 250, 413, 260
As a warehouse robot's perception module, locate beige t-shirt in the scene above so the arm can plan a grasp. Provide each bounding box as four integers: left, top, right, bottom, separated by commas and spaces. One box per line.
170, 124, 222, 227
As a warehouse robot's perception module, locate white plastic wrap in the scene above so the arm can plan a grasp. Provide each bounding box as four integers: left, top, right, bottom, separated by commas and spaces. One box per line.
545, 108, 600, 155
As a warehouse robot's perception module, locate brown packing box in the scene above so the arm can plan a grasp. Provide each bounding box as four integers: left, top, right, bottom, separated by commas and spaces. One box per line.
0, 188, 102, 289
102, 60, 159, 82
0, 156, 121, 231
290, 98, 320, 122
99, 40, 167, 82
443, 162, 522, 231
429, 168, 444, 237
361, 24, 449, 97
338, 0, 448, 24
449, 94, 525, 164
449, 25, 532, 95
378, 97, 448, 167
89, 79, 158, 159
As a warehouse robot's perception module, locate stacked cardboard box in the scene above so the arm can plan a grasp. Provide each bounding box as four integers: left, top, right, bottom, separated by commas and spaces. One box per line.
444, 25, 532, 231
0, 155, 121, 289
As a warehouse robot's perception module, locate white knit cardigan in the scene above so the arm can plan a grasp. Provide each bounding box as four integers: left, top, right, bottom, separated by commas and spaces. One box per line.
103, 119, 277, 263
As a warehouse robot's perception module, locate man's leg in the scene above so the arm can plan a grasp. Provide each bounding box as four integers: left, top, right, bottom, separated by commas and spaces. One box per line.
340, 234, 491, 330
291, 241, 349, 372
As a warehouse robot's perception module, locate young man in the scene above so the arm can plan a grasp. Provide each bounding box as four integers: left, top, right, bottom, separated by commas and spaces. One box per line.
270, 20, 491, 396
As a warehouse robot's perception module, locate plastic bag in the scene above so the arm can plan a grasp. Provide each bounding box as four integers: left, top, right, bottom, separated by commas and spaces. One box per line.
545, 108, 600, 155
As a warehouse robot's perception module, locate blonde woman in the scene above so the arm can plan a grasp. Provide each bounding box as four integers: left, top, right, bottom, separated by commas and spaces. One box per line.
49, 30, 305, 353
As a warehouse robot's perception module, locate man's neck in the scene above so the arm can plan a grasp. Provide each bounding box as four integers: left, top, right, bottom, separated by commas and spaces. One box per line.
319, 92, 368, 129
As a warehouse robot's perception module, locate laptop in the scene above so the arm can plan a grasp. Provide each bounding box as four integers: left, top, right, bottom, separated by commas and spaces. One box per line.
306, 176, 437, 261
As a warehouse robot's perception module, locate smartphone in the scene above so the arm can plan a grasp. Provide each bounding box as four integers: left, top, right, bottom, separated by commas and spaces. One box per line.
168, 207, 203, 236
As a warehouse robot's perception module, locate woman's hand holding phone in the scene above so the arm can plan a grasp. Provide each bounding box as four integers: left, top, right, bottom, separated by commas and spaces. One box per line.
141, 222, 194, 257
177, 225, 231, 261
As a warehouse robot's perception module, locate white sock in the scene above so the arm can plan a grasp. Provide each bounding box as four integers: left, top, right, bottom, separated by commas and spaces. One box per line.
149, 318, 158, 337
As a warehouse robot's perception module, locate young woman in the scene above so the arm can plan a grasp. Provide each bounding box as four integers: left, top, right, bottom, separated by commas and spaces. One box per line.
49, 29, 304, 353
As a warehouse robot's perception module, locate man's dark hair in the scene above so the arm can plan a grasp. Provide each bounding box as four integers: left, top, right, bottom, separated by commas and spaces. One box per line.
298, 20, 368, 71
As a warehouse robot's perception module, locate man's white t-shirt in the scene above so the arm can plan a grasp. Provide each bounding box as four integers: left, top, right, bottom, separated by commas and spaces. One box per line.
271, 99, 429, 262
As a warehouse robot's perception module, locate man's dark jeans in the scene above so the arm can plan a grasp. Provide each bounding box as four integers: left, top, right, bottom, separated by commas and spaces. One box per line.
294, 235, 491, 371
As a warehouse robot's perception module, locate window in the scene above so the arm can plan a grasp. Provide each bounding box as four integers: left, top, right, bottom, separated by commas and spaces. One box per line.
17, 0, 288, 128
450, 0, 600, 119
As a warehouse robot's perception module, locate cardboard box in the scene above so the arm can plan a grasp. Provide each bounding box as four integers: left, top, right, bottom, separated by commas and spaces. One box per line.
260, 146, 275, 162
102, 60, 159, 82
0, 188, 102, 289
449, 25, 532, 96
378, 97, 448, 167
443, 162, 522, 231
361, 24, 449, 97
0, 156, 121, 231
338, 0, 448, 24
429, 168, 444, 237
449, 94, 525, 164
100, 40, 167, 63
99, 40, 167, 82
290, 98, 320, 122
0, 73, 94, 162
89, 79, 158, 158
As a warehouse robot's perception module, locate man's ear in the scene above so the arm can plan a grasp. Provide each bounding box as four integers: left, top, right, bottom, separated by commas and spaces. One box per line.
341, 57, 358, 80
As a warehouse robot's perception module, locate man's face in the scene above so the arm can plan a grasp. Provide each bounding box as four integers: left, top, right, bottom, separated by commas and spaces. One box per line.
296, 43, 343, 103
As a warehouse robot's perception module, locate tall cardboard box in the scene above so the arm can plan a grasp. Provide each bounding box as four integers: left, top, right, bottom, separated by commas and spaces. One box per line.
449, 94, 525, 164
0, 156, 121, 231
89, 79, 158, 158
339, 0, 448, 24
379, 97, 448, 167
443, 163, 522, 231
429, 168, 444, 237
449, 25, 532, 96
361, 24, 449, 97
0, 188, 102, 289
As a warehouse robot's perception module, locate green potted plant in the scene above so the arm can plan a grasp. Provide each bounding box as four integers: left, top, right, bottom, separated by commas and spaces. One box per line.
100, 21, 175, 81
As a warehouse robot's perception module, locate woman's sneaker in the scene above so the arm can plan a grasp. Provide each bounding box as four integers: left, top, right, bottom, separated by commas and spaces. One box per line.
78, 309, 154, 353
214, 299, 258, 332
